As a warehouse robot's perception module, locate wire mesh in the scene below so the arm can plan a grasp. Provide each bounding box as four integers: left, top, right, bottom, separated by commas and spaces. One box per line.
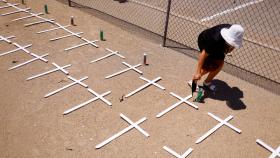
69, 0, 280, 93
165, 0, 280, 84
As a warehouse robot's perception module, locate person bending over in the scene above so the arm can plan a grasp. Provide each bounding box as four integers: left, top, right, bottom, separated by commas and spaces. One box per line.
190, 24, 244, 92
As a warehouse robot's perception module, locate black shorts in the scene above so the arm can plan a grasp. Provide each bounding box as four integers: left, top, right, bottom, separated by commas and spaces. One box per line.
202, 57, 224, 71
198, 32, 206, 52
198, 33, 224, 71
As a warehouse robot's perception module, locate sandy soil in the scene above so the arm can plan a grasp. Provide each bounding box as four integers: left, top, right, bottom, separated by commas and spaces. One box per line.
0, 0, 279, 158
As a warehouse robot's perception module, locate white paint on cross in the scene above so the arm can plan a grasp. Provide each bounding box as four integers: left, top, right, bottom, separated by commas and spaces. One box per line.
63, 88, 112, 115
0, 35, 15, 44
1, 6, 30, 16
0, 43, 32, 57
24, 18, 55, 27
64, 38, 98, 51
125, 76, 165, 98
163, 146, 193, 158
195, 112, 241, 144
8, 53, 48, 71
95, 113, 149, 149
11, 12, 44, 22
0, 3, 19, 9
256, 139, 280, 158
105, 62, 142, 79
37, 25, 71, 34
44, 76, 88, 98
156, 93, 198, 118
90, 48, 125, 63
26, 62, 71, 81
49, 32, 82, 41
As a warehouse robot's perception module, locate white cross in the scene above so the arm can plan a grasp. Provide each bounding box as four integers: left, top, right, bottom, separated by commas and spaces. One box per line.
0, 35, 15, 44
50, 32, 83, 41
156, 92, 198, 118
125, 76, 165, 98
95, 113, 149, 149
8, 53, 48, 71
11, 12, 44, 22
1, 7, 31, 16
26, 62, 71, 81
90, 48, 125, 63
0, 43, 32, 57
37, 25, 71, 34
256, 139, 280, 158
24, 18, 55, 27
0, 3, 19, 9
63, 88, 112, 115
64, 38, 98, 51
105, 62, 142, 79
44, 76, 88, 98
195, 112, 241, 144
163, 146, 193, 158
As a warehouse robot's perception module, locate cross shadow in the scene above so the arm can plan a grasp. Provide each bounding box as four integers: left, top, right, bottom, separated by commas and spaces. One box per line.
203, 79, 246, 110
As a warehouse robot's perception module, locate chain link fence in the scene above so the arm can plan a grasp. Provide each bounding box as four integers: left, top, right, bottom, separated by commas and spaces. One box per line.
67, 0, 280, 94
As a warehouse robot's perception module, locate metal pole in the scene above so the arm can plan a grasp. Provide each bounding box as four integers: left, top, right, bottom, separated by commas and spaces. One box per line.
162, 0, 172, 47
68, 0, 72, 7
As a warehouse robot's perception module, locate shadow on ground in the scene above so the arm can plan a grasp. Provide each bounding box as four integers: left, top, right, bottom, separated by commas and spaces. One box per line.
203, 79, 246, 110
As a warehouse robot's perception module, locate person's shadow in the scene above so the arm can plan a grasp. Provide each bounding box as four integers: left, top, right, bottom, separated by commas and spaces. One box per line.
202, 79, 246, 110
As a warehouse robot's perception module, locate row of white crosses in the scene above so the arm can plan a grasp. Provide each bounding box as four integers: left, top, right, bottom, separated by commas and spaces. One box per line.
0, 35, 49, 70
0, 1, 168, 105
0, 0, 99, 51
2, 1, 277, 157
0, 1, 114, 115
0, 35, 113, 115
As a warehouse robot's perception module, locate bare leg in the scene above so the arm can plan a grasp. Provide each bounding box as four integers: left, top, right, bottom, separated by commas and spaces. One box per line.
204, 61, 224, 83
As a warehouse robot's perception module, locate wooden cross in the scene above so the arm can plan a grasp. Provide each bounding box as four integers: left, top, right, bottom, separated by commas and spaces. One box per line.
37, 25, 71, 34
12, 12, 44, 22
8, 53, 48, 71
256, 139, 280, 158
64, 37, 98, 51
50, 32, 83, 41
163, 146, 193, 158
195, 112, 241, 144
156, 92, 198, 118
0, 35, 15, 44
26, 62, 71, 81
63, 88, 111, 115
1, 6, 30, 16
125, 76, 165, 98
90, 48, 125, 63
44, 76, 88, 98
0, 43, 32, 57
95, 113, 149, 149
105, 62, 142, 79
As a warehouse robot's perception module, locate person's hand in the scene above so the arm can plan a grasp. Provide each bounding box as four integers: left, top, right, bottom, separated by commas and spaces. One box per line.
193, 73, 201, 81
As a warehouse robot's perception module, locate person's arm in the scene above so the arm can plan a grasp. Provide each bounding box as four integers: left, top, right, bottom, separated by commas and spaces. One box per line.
193, 49, 208, 80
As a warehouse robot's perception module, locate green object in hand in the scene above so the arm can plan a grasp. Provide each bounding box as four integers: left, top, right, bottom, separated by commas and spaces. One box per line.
195, 88, 204, 102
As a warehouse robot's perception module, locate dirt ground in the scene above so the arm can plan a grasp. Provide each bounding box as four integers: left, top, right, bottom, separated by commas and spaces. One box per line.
0, 0, 279, 158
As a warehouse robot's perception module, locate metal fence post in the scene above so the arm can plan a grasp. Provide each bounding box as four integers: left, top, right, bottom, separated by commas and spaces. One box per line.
68, 0, 72, 7
162, 0, 172, 47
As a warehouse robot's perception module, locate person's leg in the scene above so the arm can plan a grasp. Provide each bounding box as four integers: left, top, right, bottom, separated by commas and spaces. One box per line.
204, 61, 224, 83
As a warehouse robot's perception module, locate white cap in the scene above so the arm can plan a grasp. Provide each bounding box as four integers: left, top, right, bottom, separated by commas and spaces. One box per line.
221, 24, 244, 48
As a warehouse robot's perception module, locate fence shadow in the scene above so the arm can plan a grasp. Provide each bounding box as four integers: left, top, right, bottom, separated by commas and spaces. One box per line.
204, 79, 246, 110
